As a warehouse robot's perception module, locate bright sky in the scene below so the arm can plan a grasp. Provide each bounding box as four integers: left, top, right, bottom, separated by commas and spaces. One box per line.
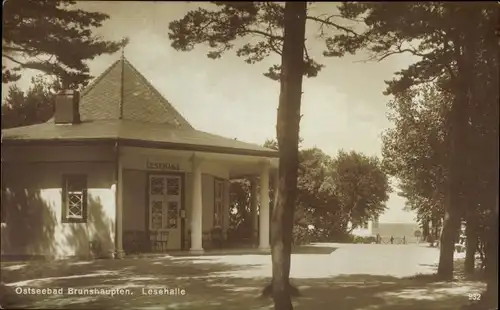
2, 2, 418, 223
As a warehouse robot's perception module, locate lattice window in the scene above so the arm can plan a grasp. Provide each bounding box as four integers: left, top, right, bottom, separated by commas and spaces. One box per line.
151, 201, 163, 229
150, 177, 165, 195
167, 201, 178, 228
213, 179, 224, 227
62, 175, 87, 223
166, 177, 179, 196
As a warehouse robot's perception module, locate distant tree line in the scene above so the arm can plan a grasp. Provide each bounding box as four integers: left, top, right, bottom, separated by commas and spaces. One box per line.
2, 76, 58, 129
227, 140, 391, 245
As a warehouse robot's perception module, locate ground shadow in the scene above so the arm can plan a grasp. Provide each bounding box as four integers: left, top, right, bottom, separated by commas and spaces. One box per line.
291, 245, 338, 255
0, 255, 488, 310
167, 251, 270, 257
419, 260, 487, 282
1, 187, 57, 259
163, 244, 337, 257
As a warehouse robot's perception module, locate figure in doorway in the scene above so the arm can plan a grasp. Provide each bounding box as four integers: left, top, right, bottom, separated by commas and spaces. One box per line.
390, 236, 394, 244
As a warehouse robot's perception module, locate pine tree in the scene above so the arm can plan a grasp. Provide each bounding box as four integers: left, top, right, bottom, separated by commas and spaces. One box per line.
2, 0, 128, 89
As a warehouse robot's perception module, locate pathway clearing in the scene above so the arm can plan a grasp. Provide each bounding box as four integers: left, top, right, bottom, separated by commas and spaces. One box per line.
0, 243, 485, 309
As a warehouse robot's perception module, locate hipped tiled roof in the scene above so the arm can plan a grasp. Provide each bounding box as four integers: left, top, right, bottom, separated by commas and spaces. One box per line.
79, 57, 193, 128
2, 57, 278, 157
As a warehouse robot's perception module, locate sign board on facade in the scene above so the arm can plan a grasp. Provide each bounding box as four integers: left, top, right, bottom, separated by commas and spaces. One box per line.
146, 160, 180, 171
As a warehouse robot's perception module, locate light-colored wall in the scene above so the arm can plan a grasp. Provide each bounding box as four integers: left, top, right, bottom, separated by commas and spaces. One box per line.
1, 162, 116, 259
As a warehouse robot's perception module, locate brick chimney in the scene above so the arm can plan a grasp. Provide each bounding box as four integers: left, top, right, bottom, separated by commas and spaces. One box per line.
54, 90, 81, 124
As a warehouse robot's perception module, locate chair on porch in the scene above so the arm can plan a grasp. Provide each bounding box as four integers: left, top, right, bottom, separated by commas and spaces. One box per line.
149, 231, 169, 252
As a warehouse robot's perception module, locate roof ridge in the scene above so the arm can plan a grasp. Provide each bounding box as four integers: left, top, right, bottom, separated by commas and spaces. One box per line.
119, 56, 125, 119
123, 59, 194, 130
81, 59, 122, 97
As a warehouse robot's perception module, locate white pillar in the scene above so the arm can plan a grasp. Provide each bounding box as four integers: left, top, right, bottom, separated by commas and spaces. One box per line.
250, 177, 259, 247
259, 162, 270, 251
115, 160, 124, 259
190, 155, 204, 253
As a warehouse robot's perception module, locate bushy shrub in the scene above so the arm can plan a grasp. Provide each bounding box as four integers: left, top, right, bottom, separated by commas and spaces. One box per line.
353, 236, 365, 244
366, 236, 377, 244
292, 225, 311, 245
329, 232, 356, 243
352, 236, 377, 244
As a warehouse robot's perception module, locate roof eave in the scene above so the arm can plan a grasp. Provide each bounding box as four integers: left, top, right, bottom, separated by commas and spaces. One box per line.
1, 138, 280, 158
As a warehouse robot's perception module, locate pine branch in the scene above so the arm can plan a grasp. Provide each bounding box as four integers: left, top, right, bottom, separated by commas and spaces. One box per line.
242, 29, 284, 40
306, 15, 358, 37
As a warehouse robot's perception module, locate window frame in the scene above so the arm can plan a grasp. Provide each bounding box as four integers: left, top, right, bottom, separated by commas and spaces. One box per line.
61, 174, 88, 223
213, 178, 224, 227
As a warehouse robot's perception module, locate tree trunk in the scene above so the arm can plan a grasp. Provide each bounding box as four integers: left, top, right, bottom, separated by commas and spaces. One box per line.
482, 11, 499, 306
429, 218, 436, 246
464, 214, 478, 275
438, 6, 477, 276
270, 2, 307, 310
482, 194, 499, 308
438, 210, 460, 278
422, 219, 430, 241
437, 90, 468, 279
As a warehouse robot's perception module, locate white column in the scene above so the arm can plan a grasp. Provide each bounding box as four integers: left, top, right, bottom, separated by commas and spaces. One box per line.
190, 155, 204, 253
250, 177, 259, 247
259, 162, 270, 250
115, 160, 124, 259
